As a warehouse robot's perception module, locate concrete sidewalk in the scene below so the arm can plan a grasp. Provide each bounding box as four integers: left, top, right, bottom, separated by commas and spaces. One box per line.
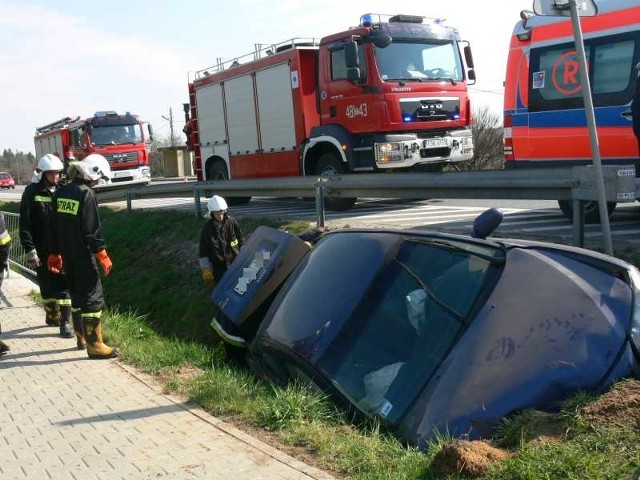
0, 271, 337, 480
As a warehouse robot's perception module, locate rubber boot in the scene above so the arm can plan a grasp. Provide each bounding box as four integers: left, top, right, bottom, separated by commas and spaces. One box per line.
44, 300, 60, 327
72, 310, 87, 350
59, 304, 74, 339
84, 317, 119, 359
0, 338, 9, 357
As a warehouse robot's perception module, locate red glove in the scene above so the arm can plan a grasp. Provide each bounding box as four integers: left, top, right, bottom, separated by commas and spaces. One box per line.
95, 250, 113, 276
47, 254, 63, 274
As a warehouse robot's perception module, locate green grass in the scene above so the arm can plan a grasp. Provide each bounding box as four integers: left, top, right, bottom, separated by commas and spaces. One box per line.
3, 200, 640, 480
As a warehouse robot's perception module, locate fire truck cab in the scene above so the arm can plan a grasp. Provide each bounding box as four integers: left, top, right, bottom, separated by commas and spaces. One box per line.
34, 111, 153, 185
188, 13, 476, 210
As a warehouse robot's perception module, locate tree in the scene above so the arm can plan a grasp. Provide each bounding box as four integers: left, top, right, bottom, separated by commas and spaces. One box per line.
455, 106, 504, 171
0, 149, 36, 185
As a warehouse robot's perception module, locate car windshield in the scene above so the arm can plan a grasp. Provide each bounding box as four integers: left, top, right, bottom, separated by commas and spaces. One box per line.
261, 232, 504, 423
88, 124, 143, 146
0, 173, 10, 179
375, 40, 463, 82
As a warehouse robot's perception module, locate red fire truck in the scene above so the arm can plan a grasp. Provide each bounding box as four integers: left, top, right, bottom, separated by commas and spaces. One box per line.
186, 13, 476, 210
34, 111, 153, 185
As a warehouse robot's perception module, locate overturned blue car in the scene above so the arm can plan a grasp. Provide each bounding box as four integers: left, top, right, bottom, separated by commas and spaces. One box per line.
210, 210, 640, 449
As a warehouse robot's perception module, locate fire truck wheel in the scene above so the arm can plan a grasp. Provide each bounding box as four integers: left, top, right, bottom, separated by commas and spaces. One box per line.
558, 199, 616, 224
316, 153, 356, 211
206, 160, 251, 205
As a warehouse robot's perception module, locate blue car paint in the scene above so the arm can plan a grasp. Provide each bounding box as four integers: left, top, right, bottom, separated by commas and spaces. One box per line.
246, 230, 639, 448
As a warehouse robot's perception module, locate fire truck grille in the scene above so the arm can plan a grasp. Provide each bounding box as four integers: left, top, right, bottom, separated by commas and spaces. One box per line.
103, 151, 139, 164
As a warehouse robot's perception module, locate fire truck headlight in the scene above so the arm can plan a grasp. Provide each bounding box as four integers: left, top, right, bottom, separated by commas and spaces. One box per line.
375, 142, 404, 163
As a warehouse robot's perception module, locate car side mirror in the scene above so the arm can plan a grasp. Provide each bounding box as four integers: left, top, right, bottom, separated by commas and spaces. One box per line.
471, 208, 503, 239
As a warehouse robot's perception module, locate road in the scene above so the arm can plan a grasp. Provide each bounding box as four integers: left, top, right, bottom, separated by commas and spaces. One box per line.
3, 183, 640, 249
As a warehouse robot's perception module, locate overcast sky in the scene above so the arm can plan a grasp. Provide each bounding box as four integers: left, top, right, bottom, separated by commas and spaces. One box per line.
0, 0, 532, 155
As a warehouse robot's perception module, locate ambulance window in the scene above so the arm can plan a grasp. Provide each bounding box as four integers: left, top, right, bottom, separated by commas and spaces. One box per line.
592, 40, 634, 94
529, 32, 639, 112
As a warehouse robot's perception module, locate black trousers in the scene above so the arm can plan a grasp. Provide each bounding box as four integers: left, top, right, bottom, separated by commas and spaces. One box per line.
36, 263, 70, 302
63, 254, 105, 314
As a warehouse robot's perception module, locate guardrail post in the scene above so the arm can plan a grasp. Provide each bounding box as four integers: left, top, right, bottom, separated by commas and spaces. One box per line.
126, 192, 135, 213
571, 199, 585, 248
194, 188, 202, 217
315, 178, 326, 228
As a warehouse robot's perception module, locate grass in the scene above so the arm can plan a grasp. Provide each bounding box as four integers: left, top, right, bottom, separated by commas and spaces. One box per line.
2, 199, 640, 479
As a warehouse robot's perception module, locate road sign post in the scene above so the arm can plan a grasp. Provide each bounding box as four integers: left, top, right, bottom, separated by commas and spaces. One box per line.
531, 0, 613, 255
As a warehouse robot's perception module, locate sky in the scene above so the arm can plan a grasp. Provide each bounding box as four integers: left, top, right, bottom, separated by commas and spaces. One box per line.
0, 0, 533, 156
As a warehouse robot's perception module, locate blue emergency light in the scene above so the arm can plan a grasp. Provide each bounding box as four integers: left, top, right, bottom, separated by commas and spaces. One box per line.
361, 14, 373, 26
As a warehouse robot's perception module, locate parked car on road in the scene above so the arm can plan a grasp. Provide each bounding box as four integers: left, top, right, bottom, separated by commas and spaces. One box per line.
210, 209, 640, 449
0, 172, 15, 189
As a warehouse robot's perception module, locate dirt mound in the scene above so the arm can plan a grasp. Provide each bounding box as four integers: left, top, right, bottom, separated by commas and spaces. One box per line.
581, 378, 640, 431
430, 440, 512, 478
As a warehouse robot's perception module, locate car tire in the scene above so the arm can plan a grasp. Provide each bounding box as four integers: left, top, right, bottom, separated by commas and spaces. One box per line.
315, 152, 356, 211
558, 200, 616, 224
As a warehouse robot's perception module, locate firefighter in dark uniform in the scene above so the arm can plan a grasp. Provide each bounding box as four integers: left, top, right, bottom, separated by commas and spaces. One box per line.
0, 212, 11, 356
48, 154, 118, 359
19, 154, 74, 339
198, 195, 244, 285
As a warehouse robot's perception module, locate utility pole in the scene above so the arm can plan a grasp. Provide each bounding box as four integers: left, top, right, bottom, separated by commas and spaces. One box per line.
161, 107, 175, 147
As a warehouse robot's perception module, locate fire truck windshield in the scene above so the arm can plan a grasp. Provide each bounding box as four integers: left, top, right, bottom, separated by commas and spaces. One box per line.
88, 124, 143, 146
375, 40, 463, 82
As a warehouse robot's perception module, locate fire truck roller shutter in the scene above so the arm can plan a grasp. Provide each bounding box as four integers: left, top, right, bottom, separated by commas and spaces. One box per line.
204, 156, 251, 206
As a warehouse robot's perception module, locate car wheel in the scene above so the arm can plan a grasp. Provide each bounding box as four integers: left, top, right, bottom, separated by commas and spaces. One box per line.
316, 152, 356, 211
558, 200, 616, 224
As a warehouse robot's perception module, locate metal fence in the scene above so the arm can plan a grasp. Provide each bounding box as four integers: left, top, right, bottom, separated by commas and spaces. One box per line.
2, 212, 36, 278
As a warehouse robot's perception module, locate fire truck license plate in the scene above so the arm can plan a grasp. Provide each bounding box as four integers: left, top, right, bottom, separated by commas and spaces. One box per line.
423, 139, 448, 148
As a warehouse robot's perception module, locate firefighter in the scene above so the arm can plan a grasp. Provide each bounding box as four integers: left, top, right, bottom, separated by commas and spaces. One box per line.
199, 195, 244, 286
19, 154, 74, 339
48, 154, 118, 359
0, 212, 11, 357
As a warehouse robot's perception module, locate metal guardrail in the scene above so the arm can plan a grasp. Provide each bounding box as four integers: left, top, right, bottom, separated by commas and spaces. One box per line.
2, 212, 36, 277
4, 166, 631, 262
95, 165, 637, 248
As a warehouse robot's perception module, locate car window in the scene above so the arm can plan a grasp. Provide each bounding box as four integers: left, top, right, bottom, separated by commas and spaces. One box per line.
259, 231, 504, 424
315, 238, 503, 422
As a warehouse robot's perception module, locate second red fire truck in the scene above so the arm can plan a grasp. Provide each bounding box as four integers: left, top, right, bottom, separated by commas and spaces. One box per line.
34, 111, 154, 185
186, 13, 476, 210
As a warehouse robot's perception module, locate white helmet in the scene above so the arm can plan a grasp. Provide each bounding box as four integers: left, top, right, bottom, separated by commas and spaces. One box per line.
77, 154, 111, 182
37, 154, 64, 173
207, 195, 228, 214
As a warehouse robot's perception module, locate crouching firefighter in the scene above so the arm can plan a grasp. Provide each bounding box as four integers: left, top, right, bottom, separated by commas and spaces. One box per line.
19, 154, 74, 338
48, 154, 118, 359
199, 195, 244, 286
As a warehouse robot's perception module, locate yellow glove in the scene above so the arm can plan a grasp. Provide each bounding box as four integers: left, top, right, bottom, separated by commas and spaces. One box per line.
202, 268, 215, 285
